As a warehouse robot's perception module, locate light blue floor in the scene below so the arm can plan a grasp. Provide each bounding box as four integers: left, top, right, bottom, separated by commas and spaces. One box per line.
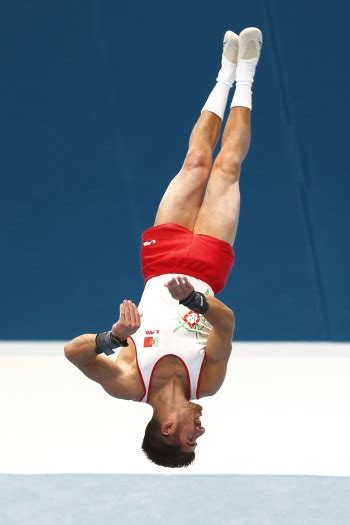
1, 475, 350, 524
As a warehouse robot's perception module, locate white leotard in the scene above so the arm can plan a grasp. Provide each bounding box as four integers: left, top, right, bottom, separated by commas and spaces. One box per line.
129, 274, 214, 402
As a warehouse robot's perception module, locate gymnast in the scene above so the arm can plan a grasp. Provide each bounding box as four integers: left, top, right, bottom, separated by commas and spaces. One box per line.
64, 27, 262, 468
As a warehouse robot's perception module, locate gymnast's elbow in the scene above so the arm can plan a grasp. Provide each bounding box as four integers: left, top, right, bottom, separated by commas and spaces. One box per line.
63, 340, 77, 361
63, 333, 96, 363
228, 309, 236, 332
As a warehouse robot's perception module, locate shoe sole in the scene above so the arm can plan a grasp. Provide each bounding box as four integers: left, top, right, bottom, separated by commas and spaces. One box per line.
238, 27, 263, 61
223, 30, 239, 64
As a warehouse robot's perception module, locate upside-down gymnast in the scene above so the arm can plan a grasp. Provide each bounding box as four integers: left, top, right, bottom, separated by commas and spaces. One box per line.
64, 27, 262, 468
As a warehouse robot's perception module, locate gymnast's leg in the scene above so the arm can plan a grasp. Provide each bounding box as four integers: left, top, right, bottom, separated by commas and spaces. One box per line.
154, 32, 239, 231
194, 28, 262, 245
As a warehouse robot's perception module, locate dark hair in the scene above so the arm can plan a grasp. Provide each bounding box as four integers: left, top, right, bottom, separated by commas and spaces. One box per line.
141, 416, 195, 468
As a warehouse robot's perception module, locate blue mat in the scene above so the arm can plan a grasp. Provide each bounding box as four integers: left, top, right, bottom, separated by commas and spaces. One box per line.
1, 475, 349, 524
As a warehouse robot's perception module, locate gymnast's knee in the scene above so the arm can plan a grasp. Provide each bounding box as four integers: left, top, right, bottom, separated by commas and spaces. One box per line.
182, 146, 212, 173
213, 150, 242, 182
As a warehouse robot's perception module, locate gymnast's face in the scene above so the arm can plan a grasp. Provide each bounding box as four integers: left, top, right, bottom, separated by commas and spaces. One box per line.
177, 402, 206, 453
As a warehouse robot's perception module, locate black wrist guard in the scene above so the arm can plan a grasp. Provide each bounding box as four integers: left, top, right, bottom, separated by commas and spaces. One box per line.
95, 331, 128, 356
179, 290, 209, 314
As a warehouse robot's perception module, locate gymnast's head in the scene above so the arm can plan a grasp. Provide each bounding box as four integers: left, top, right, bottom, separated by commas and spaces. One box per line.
141, 401, 205, 467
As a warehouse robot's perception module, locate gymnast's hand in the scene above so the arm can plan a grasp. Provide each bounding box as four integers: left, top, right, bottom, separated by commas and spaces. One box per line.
164, 276, 194, 301
111, 300, 142, 340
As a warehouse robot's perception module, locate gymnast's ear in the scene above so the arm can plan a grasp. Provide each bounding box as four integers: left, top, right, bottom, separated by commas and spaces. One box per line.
161, 421, 176, 436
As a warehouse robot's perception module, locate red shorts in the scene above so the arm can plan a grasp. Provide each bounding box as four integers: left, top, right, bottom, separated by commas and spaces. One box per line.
141, 223, 235, 294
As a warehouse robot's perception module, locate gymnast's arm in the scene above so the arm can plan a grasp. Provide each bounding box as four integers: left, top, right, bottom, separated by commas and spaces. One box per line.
202, 295, 235, 354
164, 276, 235, 362
64, 300, 141, 394
203, 297, 235, 364
197, 297, 235, 396
164, 276, 234, 395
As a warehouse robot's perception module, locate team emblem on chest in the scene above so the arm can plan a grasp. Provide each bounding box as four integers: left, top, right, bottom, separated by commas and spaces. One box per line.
182, 311, 201, 329
173, 302, 212, 340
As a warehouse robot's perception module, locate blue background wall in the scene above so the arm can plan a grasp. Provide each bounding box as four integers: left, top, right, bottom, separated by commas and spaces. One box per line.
1, 0, 349, 340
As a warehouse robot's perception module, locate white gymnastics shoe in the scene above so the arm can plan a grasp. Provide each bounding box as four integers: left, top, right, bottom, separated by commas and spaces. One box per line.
222, 30, 239, 65
238, 27, 263, 63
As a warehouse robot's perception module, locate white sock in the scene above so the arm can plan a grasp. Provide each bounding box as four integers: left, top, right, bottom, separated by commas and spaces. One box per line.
216, 56, 237, 86
202, 82, 230, 120
231, 58, 258, 111
202, 57, 236, 120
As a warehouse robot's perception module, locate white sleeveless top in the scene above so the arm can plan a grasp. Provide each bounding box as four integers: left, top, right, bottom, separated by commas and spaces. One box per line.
129, 274, 214, 403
